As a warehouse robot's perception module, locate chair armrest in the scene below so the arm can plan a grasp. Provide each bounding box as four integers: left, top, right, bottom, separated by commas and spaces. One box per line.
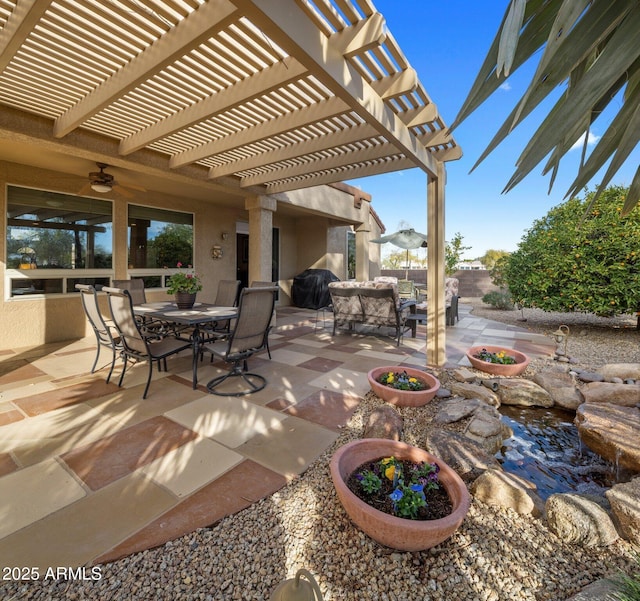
399, 299, 416, 311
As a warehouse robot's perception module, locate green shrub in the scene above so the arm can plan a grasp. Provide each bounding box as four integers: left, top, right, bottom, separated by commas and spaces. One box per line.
503, 185, 640, 317
482, 290, 514, 310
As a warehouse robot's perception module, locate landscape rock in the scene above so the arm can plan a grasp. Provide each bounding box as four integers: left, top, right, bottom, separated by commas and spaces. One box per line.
581, 382, 640, 407
575, 404, 640, 471
563, 579, 622, 601
495, 378, 554, 408
600, 363, 640, 381
464, 407, 512, 456
533, 370, 584, 410
449, 382, 500, 407
424, 429, 502, 483
452, 367, 477, 382
574, 370, 604, 383
545, 493, 619, 547
606, 477, 640, 544
433, 398, 481, 424
362, 405, 403, 440
435, 387, 452, 398
470, 468, 545, 517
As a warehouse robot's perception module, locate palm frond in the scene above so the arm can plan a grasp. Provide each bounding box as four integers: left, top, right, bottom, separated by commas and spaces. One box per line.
452, 0, 640, 213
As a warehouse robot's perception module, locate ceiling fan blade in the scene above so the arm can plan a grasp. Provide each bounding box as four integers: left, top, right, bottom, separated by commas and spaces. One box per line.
113, 183, 134, 198
77, 183, 92, 196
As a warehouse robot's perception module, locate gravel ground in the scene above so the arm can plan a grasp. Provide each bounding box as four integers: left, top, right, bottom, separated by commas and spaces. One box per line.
4, 301, 639, 601
466, 297, 639, 372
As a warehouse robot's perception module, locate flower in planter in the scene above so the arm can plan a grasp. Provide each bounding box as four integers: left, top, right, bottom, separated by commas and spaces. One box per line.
166, 262, 203, 295
354, 456, 441, 520
377, 370, 426, 391
473, 348, 516, 365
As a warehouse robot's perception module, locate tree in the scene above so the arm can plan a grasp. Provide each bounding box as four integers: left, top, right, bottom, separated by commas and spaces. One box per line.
503, 185, 639, 316
445, 232, 471, 276
452, 1, 640, 215
148, 224, 193, 268
479, 249, 510, 270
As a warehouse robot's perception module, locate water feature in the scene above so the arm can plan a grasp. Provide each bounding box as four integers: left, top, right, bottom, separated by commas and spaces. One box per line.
497, 405, 617, 501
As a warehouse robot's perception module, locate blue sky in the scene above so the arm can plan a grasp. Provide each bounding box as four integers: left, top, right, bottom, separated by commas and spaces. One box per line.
346, 1, 639, 259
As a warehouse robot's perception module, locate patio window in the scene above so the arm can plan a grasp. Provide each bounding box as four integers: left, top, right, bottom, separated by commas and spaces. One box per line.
127, 204, 194, 289
347, 230, 356, 280
6, 186, 113, 298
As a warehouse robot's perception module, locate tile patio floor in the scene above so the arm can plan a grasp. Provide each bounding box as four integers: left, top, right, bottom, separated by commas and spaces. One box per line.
0, 303, 555, 571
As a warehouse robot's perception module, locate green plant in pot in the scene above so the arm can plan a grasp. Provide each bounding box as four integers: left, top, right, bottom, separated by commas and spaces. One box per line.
166, 262, 202, 309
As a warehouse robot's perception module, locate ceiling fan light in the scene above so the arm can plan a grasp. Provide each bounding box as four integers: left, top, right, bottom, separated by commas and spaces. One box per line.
90, 182, 112, 193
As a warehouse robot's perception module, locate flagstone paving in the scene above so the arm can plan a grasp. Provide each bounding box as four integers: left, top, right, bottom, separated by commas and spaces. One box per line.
0, 303, 554, 570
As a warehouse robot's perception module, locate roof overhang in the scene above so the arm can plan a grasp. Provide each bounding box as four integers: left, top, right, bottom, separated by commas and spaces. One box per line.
0, 0, 461, 200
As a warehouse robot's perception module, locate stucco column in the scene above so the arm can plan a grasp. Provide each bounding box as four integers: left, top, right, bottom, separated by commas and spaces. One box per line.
354, 211, 371, 282
426, 162, 446, 366
245, 195, 276, 284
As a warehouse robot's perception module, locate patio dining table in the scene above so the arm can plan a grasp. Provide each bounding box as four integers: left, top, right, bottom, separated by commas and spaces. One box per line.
134, 301, 237, 389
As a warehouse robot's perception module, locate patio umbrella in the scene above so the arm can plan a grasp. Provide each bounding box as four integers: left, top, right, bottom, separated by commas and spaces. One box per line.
17, 246, 35, 254
371, 228, 427, 279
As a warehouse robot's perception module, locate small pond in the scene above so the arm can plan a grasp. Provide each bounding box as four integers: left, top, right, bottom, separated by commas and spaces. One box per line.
497, 405, 618, 501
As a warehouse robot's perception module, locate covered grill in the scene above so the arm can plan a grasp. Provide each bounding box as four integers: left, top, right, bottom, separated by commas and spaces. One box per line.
291, 269, 339, 310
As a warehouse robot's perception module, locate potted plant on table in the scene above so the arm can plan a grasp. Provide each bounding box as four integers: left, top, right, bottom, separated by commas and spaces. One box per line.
330, 438, 470, 551
367, 366, 440, 407
166, 262, 202, 309
465, 345, 530, 377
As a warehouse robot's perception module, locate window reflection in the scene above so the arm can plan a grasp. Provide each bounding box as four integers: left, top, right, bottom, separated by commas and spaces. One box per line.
127, 204, 193, 268
7, 186, 113, 270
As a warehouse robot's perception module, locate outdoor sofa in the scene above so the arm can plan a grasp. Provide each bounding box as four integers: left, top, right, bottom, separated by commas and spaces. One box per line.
327, 280, 415, 346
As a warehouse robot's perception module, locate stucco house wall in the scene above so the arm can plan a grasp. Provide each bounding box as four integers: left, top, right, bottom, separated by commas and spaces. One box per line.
1, 162, 382, 350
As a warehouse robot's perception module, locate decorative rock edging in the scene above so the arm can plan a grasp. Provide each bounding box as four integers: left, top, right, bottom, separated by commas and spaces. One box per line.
545, 493, 619, 547
471, 468, 546, 517
606, 477, 640, 545
575, 404, 640, 472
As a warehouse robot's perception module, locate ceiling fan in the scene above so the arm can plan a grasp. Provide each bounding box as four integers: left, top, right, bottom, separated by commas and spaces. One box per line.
80, 162, 145, 197
89, 162, 115, 193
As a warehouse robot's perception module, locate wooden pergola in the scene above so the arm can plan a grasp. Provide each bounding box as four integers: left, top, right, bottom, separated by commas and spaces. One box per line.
0, 0, 461, 364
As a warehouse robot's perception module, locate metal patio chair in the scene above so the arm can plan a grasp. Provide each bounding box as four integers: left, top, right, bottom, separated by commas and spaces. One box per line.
76, 284, 122, 383
103, 286, 191, 399
203, 285, 277, 396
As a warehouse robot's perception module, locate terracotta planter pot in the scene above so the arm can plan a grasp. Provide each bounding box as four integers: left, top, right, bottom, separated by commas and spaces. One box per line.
367, 366, 440, 407
330, 438, 470, 551
466, 345, 530, 377
175, 292, 197, 309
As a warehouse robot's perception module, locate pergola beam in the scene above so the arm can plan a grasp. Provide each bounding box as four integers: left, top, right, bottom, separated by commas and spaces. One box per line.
266, 157, 416, 193
53, 1, 239, 138
208, 122, 378, 179
241, 141, 397, 187
232, 0, 438, 178
119, 59, 306, 155
0, 0, 53, 73
170, 97, 348, 168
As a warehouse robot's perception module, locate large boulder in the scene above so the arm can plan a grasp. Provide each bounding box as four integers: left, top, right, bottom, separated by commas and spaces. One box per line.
600, 363, 640, 381
424, 429, 502, 483
545, 493, 618, 547
606, 477, 640, 544
470, 468, 545, 517
449, 382, 500, 407
363, 405, 403, 440
581, 382, 640, 407
563, 579, 622, 601
575, 404, 640, 472
534, 370, 583, 410
433, 398, 481, 424
464, 405, 512, 454
495, 378, 554, 408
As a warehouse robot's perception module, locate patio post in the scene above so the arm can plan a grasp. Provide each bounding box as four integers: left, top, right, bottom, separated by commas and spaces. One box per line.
426, 162, 446, 366
245, 195, 276, 284
354, 214, 372, 282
